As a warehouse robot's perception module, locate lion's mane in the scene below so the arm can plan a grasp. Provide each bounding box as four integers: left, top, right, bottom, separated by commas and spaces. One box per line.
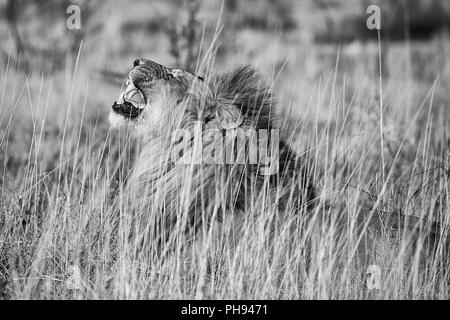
126, 65, 315, 249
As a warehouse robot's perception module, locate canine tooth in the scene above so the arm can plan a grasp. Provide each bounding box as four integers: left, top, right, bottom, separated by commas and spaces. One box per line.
117, 92, 125, 104
117, 80, 145, 105
128, 91, 145, 105
125, 89, 138, 100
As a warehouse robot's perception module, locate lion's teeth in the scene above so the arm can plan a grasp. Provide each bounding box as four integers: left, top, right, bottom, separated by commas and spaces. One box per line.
125, 89, 138, 100
117, 80, 145, 107
127, 91, 145, 105
117, 92, 125, 104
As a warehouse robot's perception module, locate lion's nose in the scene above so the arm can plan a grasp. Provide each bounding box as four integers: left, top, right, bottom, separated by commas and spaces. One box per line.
133, 59, 141, 68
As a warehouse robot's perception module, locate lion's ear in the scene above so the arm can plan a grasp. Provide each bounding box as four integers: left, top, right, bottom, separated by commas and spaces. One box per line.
215, 105, 244, 130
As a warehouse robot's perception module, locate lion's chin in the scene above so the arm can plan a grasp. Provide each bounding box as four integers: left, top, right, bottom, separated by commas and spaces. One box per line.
108, 111, 130, 128
108, 111, 155, 139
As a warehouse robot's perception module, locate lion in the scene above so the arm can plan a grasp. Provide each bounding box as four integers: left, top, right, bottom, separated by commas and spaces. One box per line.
109, 58, 316, 259
108, 59, 450, 295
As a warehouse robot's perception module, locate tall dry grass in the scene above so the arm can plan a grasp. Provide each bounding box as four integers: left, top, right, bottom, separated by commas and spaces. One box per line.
1, 23, 450, 299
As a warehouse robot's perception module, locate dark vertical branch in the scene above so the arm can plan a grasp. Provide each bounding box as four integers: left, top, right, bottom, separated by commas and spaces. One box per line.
165, 0, 201, 72
5, 0, 26, 61
183, 0, 201, 72
167, 22, 181, 67
5, 0, 22, 52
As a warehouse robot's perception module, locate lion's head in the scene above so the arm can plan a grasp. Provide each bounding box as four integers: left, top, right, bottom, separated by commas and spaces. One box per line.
108, 58, 277, 139
109, 58, 203, 136
108, 58, 316, 254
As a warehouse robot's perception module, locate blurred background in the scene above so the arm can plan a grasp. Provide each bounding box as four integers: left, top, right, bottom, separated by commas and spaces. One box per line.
1, 0, 450, 196
0, 0, 450, 171
0, 0, 449, 117
1, 0, 449, 172
1, 0, 450, 299
1, 0, 450, 68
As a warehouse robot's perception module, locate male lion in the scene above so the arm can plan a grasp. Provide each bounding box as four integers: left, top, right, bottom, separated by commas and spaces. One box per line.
108, 59, 449, 296
109, 58, 315, 258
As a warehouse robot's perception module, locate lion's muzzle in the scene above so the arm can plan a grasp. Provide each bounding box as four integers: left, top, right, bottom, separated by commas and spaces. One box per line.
111, 101, 143, 118
112, 79, 146, 119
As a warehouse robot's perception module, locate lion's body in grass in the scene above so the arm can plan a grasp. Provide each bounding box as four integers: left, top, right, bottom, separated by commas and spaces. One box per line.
109, 59, 315, 252
109, 59, 449, 277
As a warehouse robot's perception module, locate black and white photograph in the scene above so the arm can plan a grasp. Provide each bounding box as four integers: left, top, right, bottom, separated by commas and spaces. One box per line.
1, 0, 450, 305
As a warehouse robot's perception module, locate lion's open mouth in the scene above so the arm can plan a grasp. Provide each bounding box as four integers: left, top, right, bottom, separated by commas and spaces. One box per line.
112, 101, 143, 118
112, 80, 145, 119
